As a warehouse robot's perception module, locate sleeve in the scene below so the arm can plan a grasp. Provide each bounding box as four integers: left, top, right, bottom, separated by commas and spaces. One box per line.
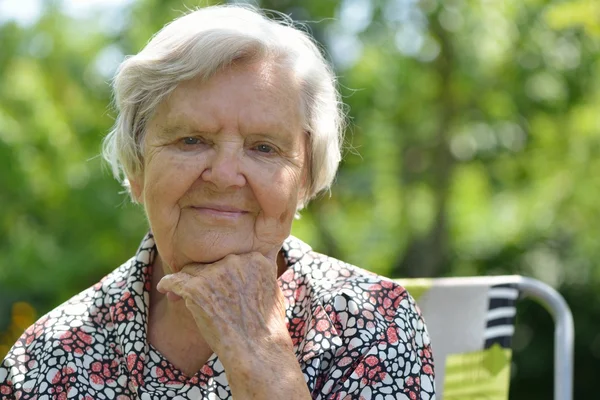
0, 360, 16, 400
314, 289, 436, 400
1, 334, 30, 400
0, 318, 68, 400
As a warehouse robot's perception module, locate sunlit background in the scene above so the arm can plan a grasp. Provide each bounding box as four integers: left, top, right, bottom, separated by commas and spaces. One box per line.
1, 0, 599, 398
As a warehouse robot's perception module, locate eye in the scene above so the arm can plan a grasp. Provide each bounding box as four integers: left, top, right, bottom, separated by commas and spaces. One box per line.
255, 144, 274, 153
182, 137, 200, 145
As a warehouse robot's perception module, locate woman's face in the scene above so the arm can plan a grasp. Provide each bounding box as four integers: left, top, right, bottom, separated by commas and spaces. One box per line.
130, 61, 307, 272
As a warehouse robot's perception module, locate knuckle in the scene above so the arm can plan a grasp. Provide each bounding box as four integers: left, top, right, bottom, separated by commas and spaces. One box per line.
181, 264, 202, 275
222, 253, 239, 264
249, 252, 265, 262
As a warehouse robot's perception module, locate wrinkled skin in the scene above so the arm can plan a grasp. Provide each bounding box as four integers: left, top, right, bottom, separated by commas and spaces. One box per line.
131, 60, 312, 399
156, 253, 307, 398
157, 253, 287, 355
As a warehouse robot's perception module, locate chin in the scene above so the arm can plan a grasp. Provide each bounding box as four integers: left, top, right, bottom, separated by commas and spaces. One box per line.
178, 233, 253, 263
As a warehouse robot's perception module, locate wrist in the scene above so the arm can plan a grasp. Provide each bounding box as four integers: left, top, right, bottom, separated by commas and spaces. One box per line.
223, 342, 308, 399
220, 330, 296, 369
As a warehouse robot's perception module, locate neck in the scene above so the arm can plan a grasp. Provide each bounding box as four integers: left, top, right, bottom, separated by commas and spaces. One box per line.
148, 254, 212, 375
149, 253, 206, 337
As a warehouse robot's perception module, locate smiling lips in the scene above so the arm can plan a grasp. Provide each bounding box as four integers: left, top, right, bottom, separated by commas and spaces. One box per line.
191, 204, 248, 218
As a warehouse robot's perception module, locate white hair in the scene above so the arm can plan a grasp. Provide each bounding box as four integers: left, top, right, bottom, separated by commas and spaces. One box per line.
102, 4, 345, 208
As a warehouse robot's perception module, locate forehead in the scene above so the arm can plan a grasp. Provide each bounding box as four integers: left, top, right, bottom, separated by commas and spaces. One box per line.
154, 61, 305, 136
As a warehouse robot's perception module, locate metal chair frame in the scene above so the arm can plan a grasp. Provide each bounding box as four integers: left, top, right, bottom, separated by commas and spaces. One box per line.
516, 276, 574, 400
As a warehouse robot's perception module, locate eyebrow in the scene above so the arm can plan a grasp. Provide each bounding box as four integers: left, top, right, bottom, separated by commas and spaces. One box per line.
247, 132, 295, 147
158, 123, 299, 148
157, 124, 209, 140
160, 124, 186, 137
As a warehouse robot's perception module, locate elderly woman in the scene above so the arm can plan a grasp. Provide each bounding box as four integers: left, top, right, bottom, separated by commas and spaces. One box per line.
1, 5, 435, 400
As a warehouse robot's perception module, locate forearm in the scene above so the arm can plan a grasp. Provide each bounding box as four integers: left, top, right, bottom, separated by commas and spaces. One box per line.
221, 339, 311, 400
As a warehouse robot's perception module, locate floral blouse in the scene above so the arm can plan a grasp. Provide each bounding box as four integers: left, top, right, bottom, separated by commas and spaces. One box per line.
0, 234, 435, 399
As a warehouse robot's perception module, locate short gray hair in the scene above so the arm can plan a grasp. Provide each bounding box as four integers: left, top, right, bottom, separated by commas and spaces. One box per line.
102, 4, 345, 208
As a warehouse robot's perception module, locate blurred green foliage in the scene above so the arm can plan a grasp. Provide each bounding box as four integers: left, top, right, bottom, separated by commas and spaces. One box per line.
1, 0, 599, 398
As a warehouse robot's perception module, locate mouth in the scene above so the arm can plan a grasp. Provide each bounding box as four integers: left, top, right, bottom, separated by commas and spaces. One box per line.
190, 205, 249, 219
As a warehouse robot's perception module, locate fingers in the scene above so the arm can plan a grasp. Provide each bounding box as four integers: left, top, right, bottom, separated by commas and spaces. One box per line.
179, 264, 206, 276
166, 292, 183, 302
157, 272, 191, 299
158, 264, 207, 301
158, 253, 277, 307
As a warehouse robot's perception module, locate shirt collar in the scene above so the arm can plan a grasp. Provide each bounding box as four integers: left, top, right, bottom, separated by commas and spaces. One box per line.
110, 233, 155, 391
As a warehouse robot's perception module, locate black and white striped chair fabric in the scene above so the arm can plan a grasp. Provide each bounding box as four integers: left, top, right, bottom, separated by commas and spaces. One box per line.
485, 283, 519, 349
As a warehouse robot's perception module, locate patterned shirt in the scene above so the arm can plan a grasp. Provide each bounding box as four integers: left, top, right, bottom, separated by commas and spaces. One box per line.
0, 234, 435, 399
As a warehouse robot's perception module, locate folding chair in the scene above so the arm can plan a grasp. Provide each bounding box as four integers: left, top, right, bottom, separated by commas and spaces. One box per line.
394, 276, 574, 400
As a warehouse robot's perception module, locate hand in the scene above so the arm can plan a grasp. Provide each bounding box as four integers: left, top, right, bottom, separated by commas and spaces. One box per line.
156, 252, 290, 361
157, 252, 311, 399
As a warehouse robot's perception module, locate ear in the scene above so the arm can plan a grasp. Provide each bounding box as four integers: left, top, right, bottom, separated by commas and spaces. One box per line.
296, 166, 311, 211
128, 175, 144, 204
299, 134, 312, 207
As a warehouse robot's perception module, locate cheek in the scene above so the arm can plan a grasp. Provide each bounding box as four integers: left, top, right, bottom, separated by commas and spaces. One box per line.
248, 163, 303, 218
144, 153, 204, 210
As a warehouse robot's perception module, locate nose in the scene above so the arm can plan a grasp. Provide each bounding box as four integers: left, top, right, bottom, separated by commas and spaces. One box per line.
200, 145, 246, 189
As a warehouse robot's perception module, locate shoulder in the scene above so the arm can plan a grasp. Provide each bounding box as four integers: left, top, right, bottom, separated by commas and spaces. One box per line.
0, 259, 134, 395
284, 235, 431, 349
284, 236, 418, 318
20, 257, 134, 345
284, 237, 435, 397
